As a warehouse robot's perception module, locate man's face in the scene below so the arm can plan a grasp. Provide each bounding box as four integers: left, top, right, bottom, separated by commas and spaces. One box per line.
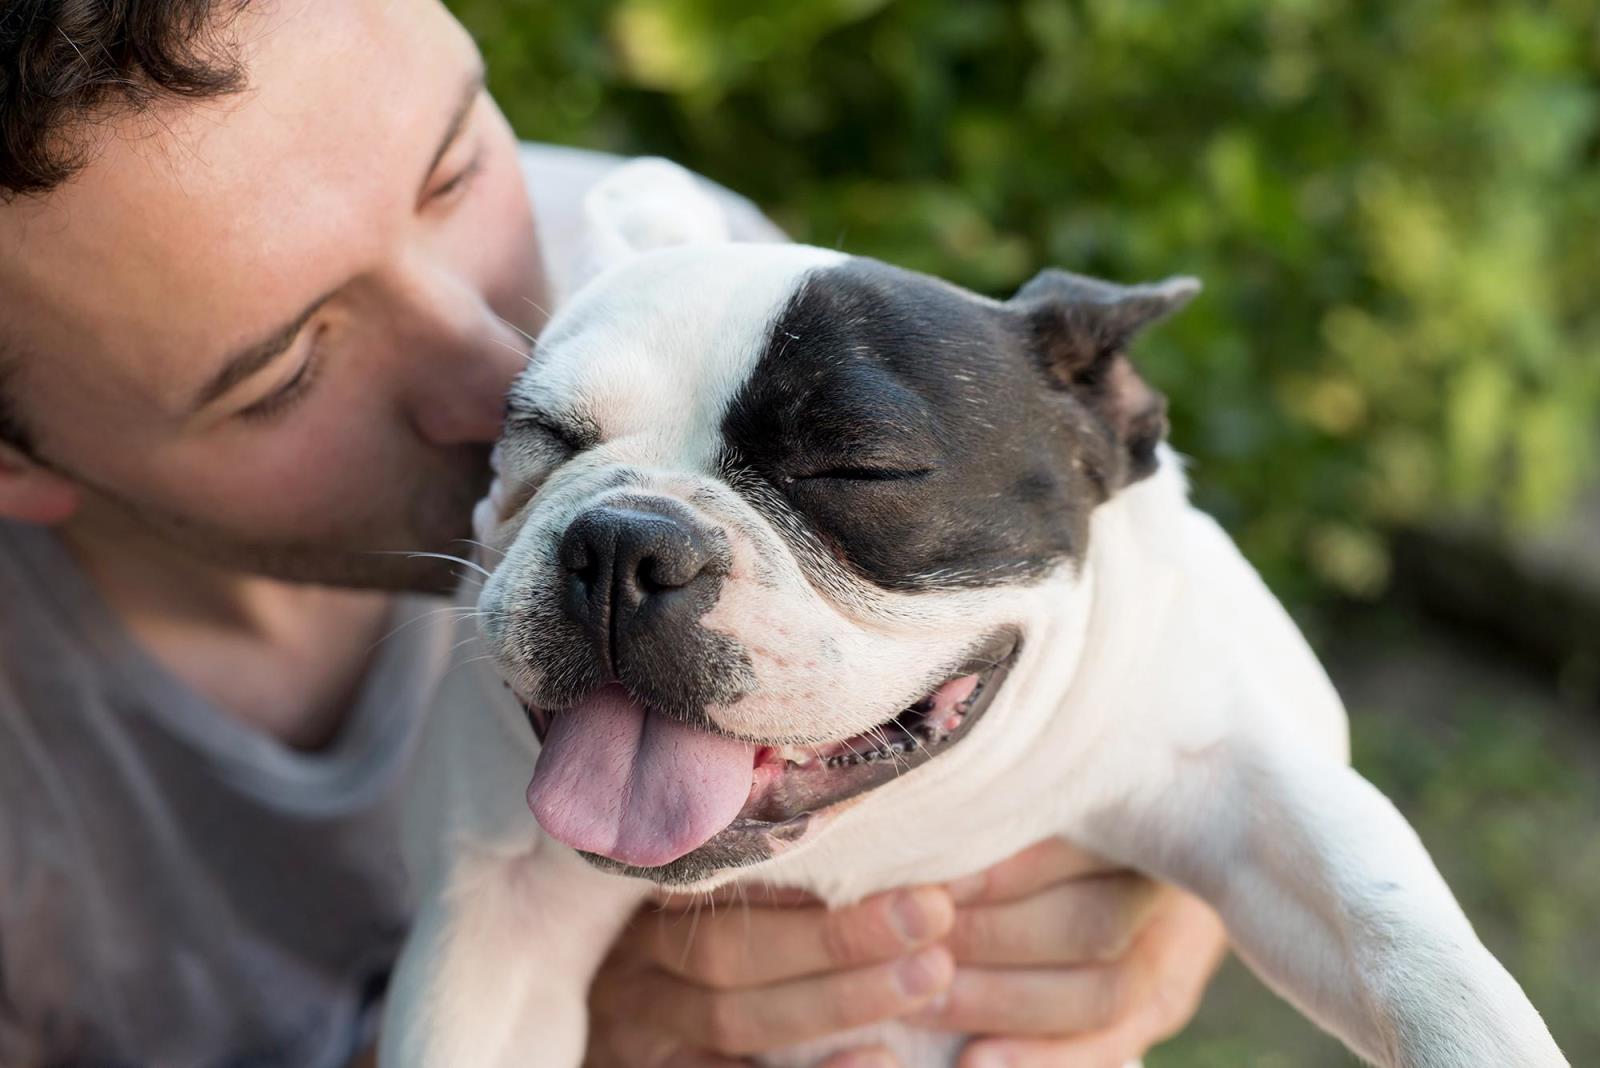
0, 0, 542, 589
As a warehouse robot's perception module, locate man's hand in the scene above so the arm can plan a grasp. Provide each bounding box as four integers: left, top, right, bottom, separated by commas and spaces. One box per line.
584, 840, 1227, 1068
914, 840, 1227, 1067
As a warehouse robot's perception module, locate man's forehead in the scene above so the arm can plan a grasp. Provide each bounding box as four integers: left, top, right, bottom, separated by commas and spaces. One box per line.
0, 0, 470, 402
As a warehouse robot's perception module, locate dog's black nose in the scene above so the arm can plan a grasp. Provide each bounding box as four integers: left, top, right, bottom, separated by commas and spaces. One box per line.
558, 500, 726, 672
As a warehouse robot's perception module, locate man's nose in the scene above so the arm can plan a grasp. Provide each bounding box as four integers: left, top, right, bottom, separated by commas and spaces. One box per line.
558, 501, 727, 673
390, 260, 535, 447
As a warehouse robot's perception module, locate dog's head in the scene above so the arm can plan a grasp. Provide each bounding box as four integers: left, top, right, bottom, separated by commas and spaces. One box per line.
474, 166, 1196, 885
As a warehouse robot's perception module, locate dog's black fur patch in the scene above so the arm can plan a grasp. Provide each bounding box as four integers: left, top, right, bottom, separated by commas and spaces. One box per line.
720, 258, 1189, 591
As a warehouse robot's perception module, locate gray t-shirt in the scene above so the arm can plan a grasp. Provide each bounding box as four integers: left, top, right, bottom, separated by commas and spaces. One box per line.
0, 144, 780, 1068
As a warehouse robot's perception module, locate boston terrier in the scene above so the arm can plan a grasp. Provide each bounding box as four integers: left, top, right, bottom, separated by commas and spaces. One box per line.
380, 160, 1566, 1068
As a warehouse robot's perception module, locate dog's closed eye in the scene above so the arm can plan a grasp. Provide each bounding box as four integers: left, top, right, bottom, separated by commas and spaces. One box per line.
786, 463, 938, 484
490, 406, 602, 518
504, 402, 600, 453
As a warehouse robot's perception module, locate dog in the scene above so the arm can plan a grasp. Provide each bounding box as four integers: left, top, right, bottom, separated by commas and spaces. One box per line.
380, 160, 1567, 1068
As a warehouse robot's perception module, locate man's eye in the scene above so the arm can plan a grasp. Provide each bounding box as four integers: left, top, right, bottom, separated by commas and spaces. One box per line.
238, 333, 325, 423
430, 145, 485, 203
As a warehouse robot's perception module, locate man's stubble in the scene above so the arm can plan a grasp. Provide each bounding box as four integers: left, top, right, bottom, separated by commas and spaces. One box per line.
62, 442, 495, 595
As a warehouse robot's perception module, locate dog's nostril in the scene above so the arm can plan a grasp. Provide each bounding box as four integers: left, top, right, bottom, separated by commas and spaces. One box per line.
558, 501, 722, 635
636, 554, 671, 595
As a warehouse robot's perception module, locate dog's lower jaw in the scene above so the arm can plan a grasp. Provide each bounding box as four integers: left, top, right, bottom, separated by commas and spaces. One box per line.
575, 817, 800, 887
526, 633, 1023, 888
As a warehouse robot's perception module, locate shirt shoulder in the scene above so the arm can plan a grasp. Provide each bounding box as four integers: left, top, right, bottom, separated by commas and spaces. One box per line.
518, 143, 788, 301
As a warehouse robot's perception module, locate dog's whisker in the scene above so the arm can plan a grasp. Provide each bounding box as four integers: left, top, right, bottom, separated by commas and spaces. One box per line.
488, 335, 537, 364
677, 898, 706, 975
492, 311, 542, 347
451, 537, 506, 561
438, 652, 499, 684
366, 550, 494, 580
367, 603, 485, 652
447, 633, 485, 655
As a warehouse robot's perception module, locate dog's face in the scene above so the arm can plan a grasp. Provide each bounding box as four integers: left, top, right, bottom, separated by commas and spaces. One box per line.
475, 241, 1195, 884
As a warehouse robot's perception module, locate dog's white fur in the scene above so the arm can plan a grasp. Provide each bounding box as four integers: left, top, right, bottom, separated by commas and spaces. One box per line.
381, 161, 1566, 1068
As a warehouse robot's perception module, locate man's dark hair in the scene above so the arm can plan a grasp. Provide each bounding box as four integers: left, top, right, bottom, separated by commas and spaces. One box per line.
1, 0, 247, 201
1, 2, 247, 452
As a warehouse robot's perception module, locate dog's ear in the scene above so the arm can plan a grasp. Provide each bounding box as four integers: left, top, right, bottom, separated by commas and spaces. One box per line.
582, 157, 732, 272
1010, 269, 1199, 483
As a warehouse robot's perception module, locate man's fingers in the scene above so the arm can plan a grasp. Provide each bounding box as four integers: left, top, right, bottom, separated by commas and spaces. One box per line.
947, 873, 1162, 967
634, 887, 954, 988
617, 946, 954, 1056
946, 890, 1228, 1063
908, 959, 1150, 1038
957, 1033, 1137, 1068
944, 838, 1121, 905
819, 1050, 901, 1068
657, 1053, 749, 1068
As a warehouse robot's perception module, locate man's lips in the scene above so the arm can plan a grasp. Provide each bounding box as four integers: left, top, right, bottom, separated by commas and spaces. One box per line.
517, 636, 1019, 870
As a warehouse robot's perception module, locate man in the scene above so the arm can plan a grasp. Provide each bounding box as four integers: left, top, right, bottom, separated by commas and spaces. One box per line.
0, 2, 1226, 1065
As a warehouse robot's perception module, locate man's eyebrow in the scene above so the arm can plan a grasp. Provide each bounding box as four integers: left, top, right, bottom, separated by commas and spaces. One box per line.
191, 290, 337, 412
419, 65, 488, 199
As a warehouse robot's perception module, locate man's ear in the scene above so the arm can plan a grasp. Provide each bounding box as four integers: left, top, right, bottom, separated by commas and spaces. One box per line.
581, 157, 732, 278
0, 443, 80, 524
1010, 268, 1199, 483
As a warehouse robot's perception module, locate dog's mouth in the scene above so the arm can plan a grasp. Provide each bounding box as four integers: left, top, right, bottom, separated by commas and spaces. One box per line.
739, 641, 1017, 824
517, 633, 1018, 882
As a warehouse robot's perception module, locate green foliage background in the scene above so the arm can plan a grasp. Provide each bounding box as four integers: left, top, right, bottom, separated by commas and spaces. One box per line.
449, 0, 1600, 602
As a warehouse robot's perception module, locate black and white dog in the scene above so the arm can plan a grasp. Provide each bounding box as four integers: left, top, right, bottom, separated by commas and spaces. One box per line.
381, 161, 1566, 1068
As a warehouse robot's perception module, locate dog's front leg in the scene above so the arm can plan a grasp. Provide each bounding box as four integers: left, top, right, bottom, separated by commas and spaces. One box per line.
1078, 739, 1565, 1068
380, 841, 648, 1068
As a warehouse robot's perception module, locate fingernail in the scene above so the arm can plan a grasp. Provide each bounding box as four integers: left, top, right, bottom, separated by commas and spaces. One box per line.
903, 987, 951, 1028
965, 1049, 1013, 1068
945, 871, 986, 904
889, 889, 940, 945
895, 946, 952, 999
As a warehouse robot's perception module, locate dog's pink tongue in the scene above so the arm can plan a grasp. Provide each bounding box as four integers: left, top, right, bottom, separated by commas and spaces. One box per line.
528, 684, 757, 868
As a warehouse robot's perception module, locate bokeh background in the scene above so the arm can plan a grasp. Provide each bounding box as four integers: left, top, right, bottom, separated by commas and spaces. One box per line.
447, 1, 1600, 1062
